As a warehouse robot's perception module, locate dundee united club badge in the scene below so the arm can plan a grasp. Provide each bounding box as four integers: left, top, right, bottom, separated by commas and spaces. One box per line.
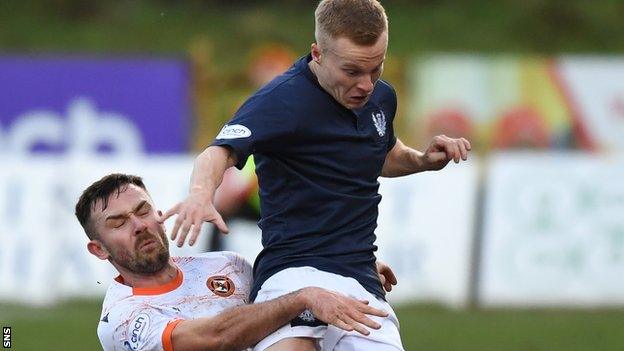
372, 111, 386, 137
207, 276, 235, 297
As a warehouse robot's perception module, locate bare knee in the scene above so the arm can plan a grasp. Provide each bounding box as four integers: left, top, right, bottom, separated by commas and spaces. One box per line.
264, 337, 319, 351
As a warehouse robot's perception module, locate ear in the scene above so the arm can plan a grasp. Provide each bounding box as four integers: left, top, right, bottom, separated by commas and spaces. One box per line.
87, 240, 110, 260
311, 43, 322, 64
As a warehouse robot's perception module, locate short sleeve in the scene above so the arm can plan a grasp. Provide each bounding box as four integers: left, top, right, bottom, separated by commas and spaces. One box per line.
211, 94, 296, 170
385, 82, 398, 152
97, 307, 182, 351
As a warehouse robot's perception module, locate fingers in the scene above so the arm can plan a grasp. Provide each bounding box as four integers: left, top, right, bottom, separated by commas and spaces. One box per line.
340, 301, 386, 335
176, 217, 193, 247
449, 141, 461, 163
164, 197, 229, 246
188, 217, 203, 246
330, 306, 380, 336
358, 303, 389, 318
437, 135, 460, 163
384, 267, 398, 286
162, 203, 181, 222
376, 261, 398, 292
332, 318, 355, 333
341, 313, 372, 336
384, 275, 398, 292
170, 212, 184, 241
429, 135, 471, 167
459, 137, 471, 160
427, 151, 449, 164
212, 211, 230, 234
379, 272, 387, 287
307, 291, 388, 337
384, 281, 392, 292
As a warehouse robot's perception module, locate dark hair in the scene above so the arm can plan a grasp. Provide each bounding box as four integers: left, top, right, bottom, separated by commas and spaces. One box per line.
75, 173, 146, 240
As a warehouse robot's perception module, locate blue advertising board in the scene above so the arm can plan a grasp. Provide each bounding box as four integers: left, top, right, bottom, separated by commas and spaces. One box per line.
0, 56, 190, 155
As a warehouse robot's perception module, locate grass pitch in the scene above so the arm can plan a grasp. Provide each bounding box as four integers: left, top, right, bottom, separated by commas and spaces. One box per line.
1, 300, 622, 350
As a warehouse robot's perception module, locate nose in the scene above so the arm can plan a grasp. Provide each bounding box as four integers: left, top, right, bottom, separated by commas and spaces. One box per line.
130, 214, 148, 235
357, 74, 374, 93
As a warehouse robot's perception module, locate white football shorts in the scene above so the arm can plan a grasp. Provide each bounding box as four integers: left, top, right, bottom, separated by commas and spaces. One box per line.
252, 266, 405, 351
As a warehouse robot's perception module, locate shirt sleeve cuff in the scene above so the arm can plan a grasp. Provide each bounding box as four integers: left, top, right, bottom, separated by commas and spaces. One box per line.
161, 319, 184, 351
210, 141, 250, 170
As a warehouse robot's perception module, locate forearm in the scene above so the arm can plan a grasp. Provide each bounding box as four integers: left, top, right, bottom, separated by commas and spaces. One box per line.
190, 146, 237, 199
213, 290, 306, 350
173, 290, 306, 351
381, 139, 427, 177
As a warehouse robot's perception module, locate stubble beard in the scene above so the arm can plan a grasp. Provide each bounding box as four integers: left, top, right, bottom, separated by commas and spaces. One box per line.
110, 227, 170, 274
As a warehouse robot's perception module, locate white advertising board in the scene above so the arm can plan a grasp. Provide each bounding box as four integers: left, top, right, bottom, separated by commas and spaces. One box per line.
376, 160, 479, 307
480, 152, 624, 306
0, 156, 478, 307
558, 57, 624, 152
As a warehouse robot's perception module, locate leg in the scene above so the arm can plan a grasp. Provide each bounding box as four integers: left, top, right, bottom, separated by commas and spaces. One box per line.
322, 299, 404, 351
332, 335, 403, 351
265, 337, 319, 351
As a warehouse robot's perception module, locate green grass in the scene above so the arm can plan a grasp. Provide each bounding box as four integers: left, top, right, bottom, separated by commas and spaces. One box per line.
0, 300, 102, 350
2, 300, 623, 350
396, 304, 623, 351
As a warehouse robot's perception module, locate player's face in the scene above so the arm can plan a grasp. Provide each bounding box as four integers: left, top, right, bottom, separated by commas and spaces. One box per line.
92, 184, 170, 274
312, 32, 387, 109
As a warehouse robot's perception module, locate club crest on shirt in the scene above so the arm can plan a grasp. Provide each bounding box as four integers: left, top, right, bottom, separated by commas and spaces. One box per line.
291, 309, 327, 327
372, 111, 386, 137
207, 275, 235, 297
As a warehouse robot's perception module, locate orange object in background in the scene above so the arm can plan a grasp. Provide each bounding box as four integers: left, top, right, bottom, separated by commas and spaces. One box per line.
426, 108, 474, 142
492, 106, 550, 149
248, 44, 296, 88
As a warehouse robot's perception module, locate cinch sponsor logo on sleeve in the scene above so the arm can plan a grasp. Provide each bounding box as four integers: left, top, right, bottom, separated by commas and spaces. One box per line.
123, 313, 150, 350
216, 124, 252, 139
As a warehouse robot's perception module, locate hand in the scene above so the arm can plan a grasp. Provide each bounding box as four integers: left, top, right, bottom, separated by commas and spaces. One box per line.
161, 190, 229, 247
422, 135, 471, 171
376, 260, 397, 292
299, 287, 388, 336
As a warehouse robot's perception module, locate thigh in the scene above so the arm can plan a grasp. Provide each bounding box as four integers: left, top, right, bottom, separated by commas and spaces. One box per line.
254, 267, 404, 351
252, 320, 326, 351
332, 335, 404, 351
265, 337, 319, 351
253, 268, 330, 351
322, 299, 404, 351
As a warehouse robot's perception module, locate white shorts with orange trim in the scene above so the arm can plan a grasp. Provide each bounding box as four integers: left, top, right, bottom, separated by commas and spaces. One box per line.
252, 266, 405, 351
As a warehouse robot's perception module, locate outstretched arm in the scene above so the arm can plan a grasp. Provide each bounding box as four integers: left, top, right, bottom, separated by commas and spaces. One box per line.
171, 287, 388, 351
162, 145, 237, 247
381, 135, 471, 177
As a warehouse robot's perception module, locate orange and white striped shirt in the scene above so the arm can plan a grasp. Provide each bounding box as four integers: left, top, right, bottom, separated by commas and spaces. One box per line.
97, 251, 252, 351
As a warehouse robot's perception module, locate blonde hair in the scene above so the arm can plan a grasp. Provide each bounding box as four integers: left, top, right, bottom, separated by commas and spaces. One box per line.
315, 0, 388, 47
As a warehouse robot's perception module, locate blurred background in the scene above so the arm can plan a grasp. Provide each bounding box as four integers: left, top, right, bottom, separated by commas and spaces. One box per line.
1, 0, 624, 350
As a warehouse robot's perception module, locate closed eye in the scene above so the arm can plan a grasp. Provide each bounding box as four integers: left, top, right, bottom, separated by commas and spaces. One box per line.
109, 218, 126, 228
137, 202, 152, 216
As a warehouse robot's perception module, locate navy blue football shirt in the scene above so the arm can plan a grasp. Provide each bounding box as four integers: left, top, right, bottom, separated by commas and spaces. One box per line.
212, 54, 397, 301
